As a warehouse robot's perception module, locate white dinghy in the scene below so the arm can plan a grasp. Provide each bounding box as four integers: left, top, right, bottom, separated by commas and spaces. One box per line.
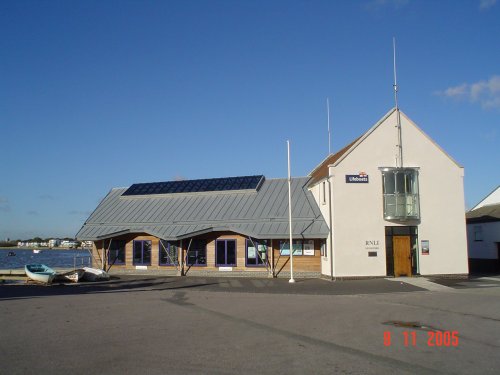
82, 267, 110, 281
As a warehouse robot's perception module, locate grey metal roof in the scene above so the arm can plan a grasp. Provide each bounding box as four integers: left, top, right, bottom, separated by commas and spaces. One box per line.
76, 177, 329, 241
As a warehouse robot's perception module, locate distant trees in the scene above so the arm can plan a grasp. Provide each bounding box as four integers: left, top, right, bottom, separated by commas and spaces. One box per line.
0, 240, 18, 247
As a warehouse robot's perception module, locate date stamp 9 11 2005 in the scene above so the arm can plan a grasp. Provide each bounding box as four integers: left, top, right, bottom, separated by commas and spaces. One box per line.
384, 330, 459, 347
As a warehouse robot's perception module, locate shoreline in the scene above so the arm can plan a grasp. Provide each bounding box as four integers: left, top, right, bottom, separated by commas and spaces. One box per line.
0, 247, 91, 251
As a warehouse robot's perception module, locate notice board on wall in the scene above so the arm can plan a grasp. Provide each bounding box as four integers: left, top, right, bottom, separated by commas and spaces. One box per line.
421, 240, 429, 255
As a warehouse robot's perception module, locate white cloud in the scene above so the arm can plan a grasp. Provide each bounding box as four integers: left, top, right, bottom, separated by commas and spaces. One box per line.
443, 84, 468, 98
479, 0, 497, 10
436, 75, 500, 109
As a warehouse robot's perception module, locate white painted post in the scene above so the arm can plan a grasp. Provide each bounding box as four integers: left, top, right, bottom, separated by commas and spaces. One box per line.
287, 140, 295, 284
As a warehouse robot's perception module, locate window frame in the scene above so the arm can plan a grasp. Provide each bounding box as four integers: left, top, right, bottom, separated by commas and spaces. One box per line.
303, 239, 315, 256
321, 181, 327, 205
279, 240, 305, 256
245, 239, 268, 267
159, 240, 179, 266
215, 239, 237, 267
474, 225, 483, 242
186, 239, 207, 267
107, 240, 126, 265
133, 240, 152, 266
320, 240, 327, 257
380, 167, 420, 221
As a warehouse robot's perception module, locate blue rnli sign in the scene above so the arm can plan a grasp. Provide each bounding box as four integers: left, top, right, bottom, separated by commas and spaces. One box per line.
345, 173, 369, 183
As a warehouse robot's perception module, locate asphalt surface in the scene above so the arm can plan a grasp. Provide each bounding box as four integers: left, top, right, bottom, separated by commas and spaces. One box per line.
1, 275, 500, 375
0, 275, 426, 299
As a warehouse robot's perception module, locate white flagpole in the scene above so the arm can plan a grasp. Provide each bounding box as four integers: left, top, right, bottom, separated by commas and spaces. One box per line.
287, 140, 295, 283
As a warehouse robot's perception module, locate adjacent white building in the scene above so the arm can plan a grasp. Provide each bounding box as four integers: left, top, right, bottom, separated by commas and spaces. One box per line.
308, 108, 469, 278
466, 186, 500, 273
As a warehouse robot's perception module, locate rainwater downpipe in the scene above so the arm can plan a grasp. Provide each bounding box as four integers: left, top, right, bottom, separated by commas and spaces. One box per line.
327, 174, 335, 281
102, 240, 105, 271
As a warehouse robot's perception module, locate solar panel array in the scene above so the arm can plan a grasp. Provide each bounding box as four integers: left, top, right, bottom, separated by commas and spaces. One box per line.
122, 175, 265, 196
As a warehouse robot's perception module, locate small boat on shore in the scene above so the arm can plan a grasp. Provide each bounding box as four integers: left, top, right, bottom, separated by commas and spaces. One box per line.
25, 264, 56, 284
82, 267, 110, 281
56, 269, 85, 283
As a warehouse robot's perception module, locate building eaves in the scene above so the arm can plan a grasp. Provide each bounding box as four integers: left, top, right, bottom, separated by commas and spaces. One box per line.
308, 108, 397, 185
308, 137, 361, 185
466, 203, 500, 223
470, 185, 500, 211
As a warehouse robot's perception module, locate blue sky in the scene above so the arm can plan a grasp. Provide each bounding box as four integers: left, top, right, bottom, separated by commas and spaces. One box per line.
1, 0, 499, 240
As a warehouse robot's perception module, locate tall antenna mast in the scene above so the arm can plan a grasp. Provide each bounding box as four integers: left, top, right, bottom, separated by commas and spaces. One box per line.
393, 37, 399, 110
393, 37, 403, 167
327, 97, 331, 155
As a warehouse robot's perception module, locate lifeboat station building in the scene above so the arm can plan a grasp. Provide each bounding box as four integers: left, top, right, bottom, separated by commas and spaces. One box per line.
77, 107, 469, 278
76, 176, 330, 277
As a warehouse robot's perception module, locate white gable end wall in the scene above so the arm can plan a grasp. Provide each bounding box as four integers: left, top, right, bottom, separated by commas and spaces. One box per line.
322, 110, 468, 277
399, 113, 468, 275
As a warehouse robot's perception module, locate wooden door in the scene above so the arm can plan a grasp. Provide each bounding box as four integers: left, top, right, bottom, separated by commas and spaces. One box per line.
393, 236, 412, 277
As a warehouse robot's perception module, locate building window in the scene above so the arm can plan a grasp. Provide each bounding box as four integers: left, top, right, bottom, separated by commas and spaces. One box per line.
474, 226, 483, 241
186, 239, 207, 266
303, 239, 315, 255
381, 168, 420, 221
133, 240, 152, 265
216, 239, 237, 267
321, 181, 327, 205
320, 240, 326, 257
279, 240, 305, 256
159, 240, 179, 266
246, 239, 268, 267
107, 240, 126, 265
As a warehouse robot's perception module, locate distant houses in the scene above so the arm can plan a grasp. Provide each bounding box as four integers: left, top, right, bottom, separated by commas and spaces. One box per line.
17, 239, 88, 248
60, 240, 80, 248
49, 239, 61, 248
17, 241, 49, 248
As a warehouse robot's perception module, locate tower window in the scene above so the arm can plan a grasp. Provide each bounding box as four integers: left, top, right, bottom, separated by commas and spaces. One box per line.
381, 168, 420, 220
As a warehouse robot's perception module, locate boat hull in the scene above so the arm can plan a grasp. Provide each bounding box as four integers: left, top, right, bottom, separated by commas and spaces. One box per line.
82, 267, 110, 281
25, 264, 56, 284
56, 269, 85, 283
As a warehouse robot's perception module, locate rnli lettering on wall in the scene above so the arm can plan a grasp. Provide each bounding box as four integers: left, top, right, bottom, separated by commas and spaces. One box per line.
346, 172, 369, 183
365, 240, 380, 250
